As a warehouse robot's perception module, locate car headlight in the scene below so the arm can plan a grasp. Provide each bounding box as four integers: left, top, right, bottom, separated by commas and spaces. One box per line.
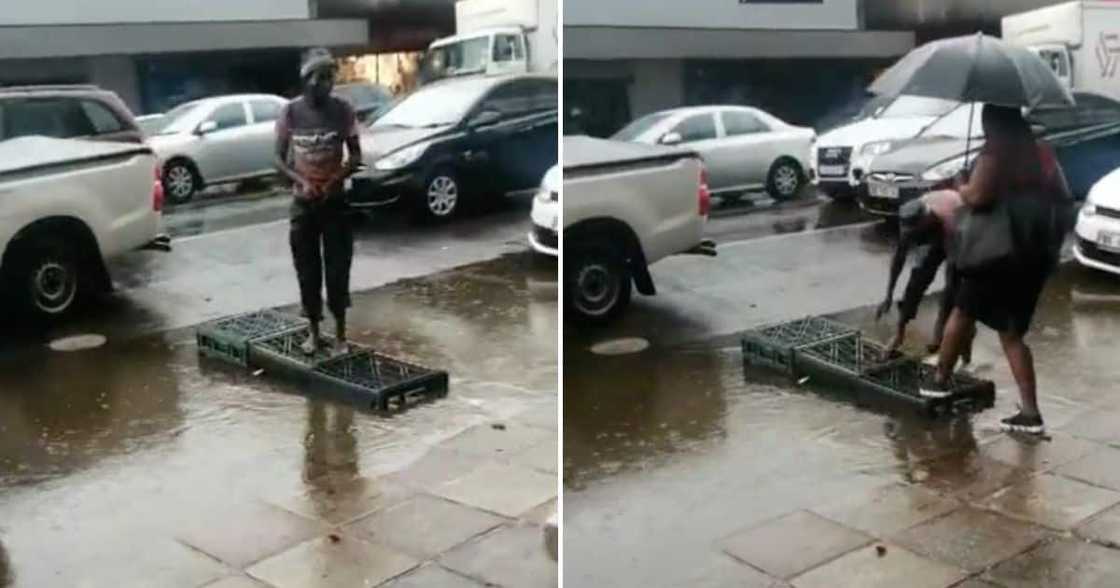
861, 141, 893, 156
373, 142, 430, 171
921, 156, 967, 182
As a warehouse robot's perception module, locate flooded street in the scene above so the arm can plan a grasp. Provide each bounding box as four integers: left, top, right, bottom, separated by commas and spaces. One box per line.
564, 213, 1120, 587
0, 195, 558, 587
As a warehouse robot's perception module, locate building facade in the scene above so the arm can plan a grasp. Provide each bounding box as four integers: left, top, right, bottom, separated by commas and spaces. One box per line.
563, 0, 918, 137
0, 0, 454, 114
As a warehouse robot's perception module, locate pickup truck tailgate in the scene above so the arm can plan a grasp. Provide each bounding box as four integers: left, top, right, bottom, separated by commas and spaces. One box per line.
564, 137, 706, 265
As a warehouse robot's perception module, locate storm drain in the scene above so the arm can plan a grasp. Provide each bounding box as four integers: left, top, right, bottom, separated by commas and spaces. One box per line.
590, 337, 650, 356
196, 310, 448, 412
742, 316, 995, 418
48, 334, 107, 352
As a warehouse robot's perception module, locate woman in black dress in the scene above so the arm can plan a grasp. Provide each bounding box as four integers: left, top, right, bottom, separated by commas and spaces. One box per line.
923, 104, 1073, 435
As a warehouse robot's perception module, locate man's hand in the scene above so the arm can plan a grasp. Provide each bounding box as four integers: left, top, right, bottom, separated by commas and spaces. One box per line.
875, 297, 893, 321
296, 178, 323, 201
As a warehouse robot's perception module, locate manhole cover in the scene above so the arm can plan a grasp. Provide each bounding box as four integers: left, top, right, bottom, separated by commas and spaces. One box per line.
590, 337, 650, 356
48, 334, 107, 352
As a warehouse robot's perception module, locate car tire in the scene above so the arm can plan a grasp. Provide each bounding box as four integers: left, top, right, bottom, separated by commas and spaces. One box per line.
415, 167, 461, 222
565, 241, 632, 325
767, 158, 804, 201
163, 160, 201, 204
7, 237, 82, 321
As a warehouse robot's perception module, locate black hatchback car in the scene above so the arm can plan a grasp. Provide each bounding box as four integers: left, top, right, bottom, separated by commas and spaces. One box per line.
350, 73, 558, 221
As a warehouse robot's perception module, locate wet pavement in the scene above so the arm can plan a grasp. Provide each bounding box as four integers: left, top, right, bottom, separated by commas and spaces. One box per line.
0, 195, 557, 587
564, 210, 1120, 587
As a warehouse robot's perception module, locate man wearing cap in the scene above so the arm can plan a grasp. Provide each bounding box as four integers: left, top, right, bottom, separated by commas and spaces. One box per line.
876, 189, 975, 364
276, 48, 362, 355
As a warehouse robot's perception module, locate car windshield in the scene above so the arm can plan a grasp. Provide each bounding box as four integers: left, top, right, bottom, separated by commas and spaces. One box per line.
920, 103, 985, 139
877, 96, 958, 119
157, 102, 204, 135
423, 37, 491, 81
372, 80, 493, 129
336, 84, 390, 107
612, 113, 672, 142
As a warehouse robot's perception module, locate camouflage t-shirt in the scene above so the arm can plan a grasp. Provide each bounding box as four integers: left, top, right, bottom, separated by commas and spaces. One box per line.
276, 96, 358, 208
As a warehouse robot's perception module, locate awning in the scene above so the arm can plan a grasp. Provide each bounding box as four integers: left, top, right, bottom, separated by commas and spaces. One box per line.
564, 27, 915, 61
0, 19, 369, 59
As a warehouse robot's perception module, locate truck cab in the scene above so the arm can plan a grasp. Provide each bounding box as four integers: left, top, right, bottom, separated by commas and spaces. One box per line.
422, 27, 531, 83
1031, 44, 1074, 91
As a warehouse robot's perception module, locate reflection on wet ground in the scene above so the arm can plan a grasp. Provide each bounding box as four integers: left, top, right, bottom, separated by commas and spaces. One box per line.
704, 196, 876, 243
565, 258, 1120, 586
0, 252, 557, 587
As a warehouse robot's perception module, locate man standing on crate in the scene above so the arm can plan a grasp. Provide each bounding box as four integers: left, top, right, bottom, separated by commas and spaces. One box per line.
276, 47, 362, 355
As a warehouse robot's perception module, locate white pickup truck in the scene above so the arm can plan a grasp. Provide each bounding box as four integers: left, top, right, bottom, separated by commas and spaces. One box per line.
0, 136, 166, 320
563, 136, 715, 324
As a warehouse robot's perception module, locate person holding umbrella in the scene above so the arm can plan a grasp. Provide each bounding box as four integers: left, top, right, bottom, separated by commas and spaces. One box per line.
870, 33, 1075, 434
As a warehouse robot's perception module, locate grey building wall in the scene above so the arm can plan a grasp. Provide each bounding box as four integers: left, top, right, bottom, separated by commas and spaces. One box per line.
565, 0, 861, 30
88, 56, 142, 112
0, 0, 310, 25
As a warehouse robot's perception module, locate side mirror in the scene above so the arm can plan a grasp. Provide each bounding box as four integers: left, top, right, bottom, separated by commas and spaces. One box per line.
471, 109, 502, 128
196, 120, 218, 135
659, 132, 683, 146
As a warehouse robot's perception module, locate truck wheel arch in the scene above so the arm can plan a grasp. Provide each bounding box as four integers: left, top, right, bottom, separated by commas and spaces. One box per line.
564, 217, 655, 296
2, 217, 110, 295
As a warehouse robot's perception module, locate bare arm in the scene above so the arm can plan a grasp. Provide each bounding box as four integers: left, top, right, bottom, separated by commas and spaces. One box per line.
957, 153, 998, 208
877, 236, 911, 320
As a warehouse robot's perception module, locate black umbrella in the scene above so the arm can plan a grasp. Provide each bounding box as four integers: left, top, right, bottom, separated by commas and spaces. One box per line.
871, 32, 1075, 172
870, 33, 1075, 110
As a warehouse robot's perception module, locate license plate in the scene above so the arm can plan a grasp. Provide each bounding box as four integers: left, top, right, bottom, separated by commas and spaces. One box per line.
1099, 230, 1120, 251
819, 165, 846, 177
869, 183, 899, 199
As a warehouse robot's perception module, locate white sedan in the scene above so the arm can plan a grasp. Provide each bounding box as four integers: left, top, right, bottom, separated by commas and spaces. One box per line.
1075, 167, 1120, 275
612, 105, 815, 201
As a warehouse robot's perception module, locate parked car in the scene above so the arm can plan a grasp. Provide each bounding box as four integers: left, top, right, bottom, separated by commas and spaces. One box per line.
351, 73, 558, 221
334, 82, 393, 124
811, 95, 959, 200
612, 106, 815, 202
862, 92, 1120, 216
135, 113, 167, 136
1075, 167, 1120, 276
529, 163, 559, 257
0, 84, 144, 144
0, 136, 165, 320
147, 93, 288, 203
563, 136, 715, 324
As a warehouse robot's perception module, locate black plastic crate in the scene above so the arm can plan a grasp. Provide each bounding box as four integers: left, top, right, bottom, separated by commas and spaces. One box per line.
741, 316, 995, 418
197, 310, 308, 367
247, 327, 448, 411
313, 352, 449, 411
742, 316, 858, 375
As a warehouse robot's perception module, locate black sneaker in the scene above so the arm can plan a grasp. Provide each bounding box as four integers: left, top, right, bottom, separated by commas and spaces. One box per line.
1000, 412, 1045, 435
919, 378, 952, 399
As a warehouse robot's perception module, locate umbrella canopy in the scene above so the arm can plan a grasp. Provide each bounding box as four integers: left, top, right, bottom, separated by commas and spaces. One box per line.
869, 33, 1075, 111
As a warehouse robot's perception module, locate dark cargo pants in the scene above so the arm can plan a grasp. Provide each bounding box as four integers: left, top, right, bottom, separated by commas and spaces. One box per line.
290, 200, 353, 323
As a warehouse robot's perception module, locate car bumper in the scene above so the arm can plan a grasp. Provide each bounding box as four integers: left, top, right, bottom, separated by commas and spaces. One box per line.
349, 167, 424, 208
1074, 210, 1120, 275
529, 197, 559, 257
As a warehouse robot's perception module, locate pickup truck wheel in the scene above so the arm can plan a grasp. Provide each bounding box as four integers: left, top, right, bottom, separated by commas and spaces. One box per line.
164, 160, 199, 204
10, 238, 81, 319
767, 159, 804, 201
566, 244, 631, 325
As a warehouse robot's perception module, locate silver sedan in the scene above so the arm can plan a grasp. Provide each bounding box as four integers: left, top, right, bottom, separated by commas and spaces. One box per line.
148, 94, 288, 203
613, 105, 816, 201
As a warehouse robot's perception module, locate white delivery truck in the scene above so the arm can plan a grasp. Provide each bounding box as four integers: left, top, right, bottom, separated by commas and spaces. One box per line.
421, 0, 558, 84
1002, 1, 1120, 102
